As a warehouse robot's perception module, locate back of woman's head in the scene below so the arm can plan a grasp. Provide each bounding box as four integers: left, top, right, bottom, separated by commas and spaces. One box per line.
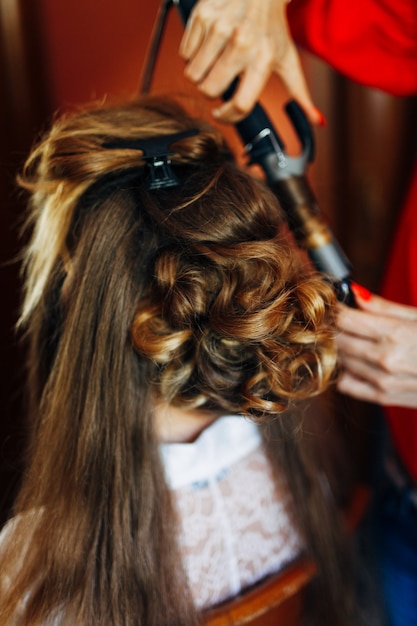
21, 95, 337, 420
1, 96, 342, 626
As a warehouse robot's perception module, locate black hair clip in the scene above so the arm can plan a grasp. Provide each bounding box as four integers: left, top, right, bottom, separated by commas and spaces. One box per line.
104, 128, 199, 190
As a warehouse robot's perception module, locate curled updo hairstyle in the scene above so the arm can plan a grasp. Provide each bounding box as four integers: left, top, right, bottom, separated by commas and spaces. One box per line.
0, 97, 348, 626
131, 166, 338, 416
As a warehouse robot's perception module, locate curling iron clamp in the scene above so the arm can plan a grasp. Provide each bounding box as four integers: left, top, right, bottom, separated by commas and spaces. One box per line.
142, 0, 354, 304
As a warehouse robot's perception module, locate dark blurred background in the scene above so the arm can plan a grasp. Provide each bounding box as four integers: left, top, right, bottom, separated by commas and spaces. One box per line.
0, 0, 416, 524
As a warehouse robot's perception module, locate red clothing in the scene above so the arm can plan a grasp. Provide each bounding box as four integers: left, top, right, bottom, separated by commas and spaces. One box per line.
288, 0, 417, 96
288, 0, 417, 481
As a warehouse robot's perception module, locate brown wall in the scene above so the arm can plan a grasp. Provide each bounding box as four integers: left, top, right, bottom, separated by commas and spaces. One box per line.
38, 0, 160, 107
0, 0, 415, 522
0, 0, 51, 520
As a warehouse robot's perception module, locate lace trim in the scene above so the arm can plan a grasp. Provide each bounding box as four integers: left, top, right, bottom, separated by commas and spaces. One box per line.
169, 438, 303, 609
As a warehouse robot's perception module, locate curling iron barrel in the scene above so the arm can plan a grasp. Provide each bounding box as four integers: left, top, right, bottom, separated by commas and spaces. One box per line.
238, 101, 352, 282
274, 176, 352, 282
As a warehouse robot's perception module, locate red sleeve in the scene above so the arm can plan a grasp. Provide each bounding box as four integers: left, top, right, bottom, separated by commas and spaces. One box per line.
288, 0, 417, 95
381, 163, 417, 315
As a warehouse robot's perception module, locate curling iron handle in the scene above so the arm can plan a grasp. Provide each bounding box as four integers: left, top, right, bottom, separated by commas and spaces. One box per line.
175, 0, 196, 22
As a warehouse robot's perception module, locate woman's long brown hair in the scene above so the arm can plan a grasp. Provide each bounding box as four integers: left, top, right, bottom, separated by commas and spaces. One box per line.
0, 96, 356, 625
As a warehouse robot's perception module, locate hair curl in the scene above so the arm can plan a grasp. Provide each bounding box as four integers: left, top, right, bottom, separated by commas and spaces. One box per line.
131, 178, 337, 416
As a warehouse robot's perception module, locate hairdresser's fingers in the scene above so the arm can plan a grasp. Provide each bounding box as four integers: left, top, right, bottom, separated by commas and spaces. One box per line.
179, 0, 322, 126
205, 8, 321, 125
188, 12, 270, 99
337, 312, 417, 378
211, 61, 271, 121
330, 288, 417, 407
337, 305, 392, 342
337, 331, 417, 385
353, 289, 417, 321
179, 0, 221, 61
336, 331, 376, 361
180, 0, 242, 80
183, 20, 235, 84
337, 369, 417, 408
275, 41, 322, 126
337, 371, 379, 403
179, 10, 206, 61
200, 24, 274, 120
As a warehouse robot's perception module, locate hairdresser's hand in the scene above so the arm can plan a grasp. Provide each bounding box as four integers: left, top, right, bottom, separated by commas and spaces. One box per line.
336, 285, 417, 408
179, 0, 321, 124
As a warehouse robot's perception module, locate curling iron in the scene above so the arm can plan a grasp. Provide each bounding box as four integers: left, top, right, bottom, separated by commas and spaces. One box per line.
143, 0, 354, 304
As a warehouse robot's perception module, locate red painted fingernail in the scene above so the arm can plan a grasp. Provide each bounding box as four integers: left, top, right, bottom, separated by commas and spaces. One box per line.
314, 108, 327, 127
351, 282, 372, 301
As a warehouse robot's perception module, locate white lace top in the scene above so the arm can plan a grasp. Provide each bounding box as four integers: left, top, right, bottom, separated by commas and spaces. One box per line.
0, 417, 303, 622
160, 415, 303, 609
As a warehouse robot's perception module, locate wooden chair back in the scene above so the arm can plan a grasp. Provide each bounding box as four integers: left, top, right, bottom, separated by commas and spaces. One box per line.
204, 558, 316, 626
204, 484, 370, 625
